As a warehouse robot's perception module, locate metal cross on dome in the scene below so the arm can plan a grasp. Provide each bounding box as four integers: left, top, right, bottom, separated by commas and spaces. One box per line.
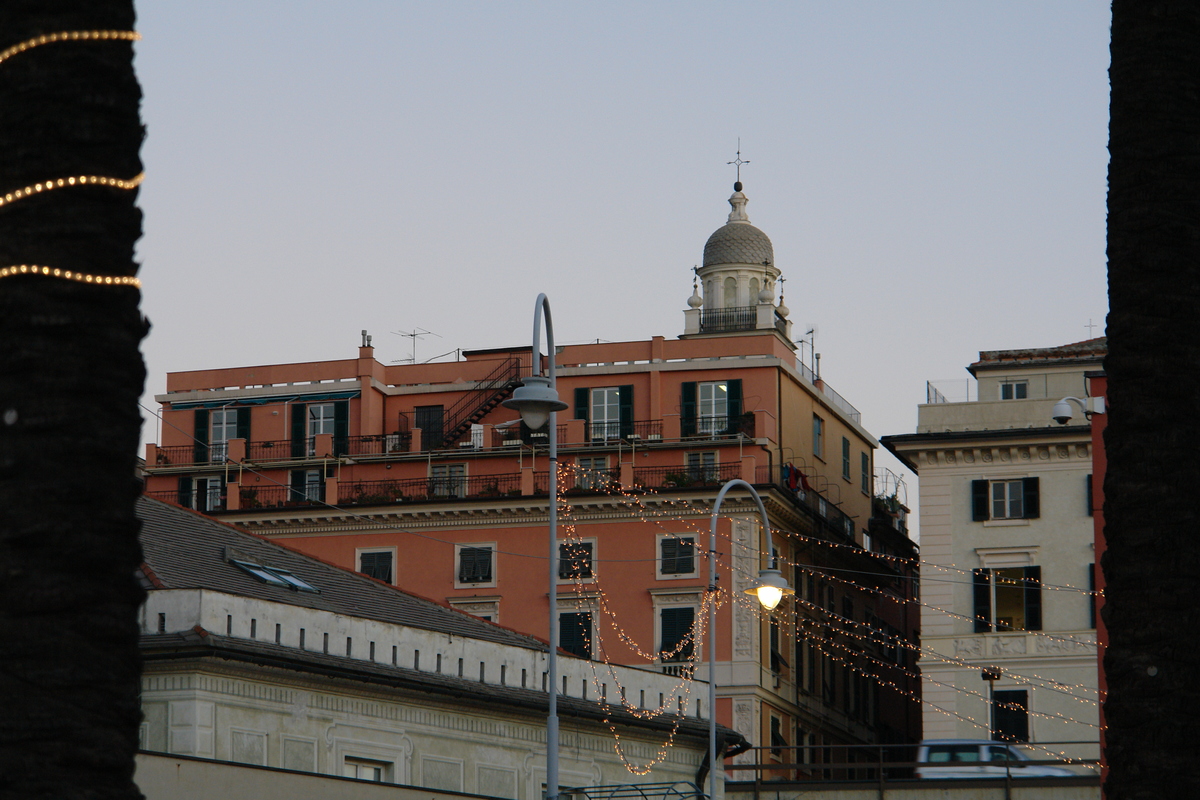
727, 140, 749, 183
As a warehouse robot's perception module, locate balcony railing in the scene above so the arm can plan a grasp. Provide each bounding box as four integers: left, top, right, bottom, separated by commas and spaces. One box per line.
682, 413, 754, 439
699, 306, 756, 333
756, 465, 856, 543
585, 419, 664, 443
631, 462, 741, 490
337, 472, 524, 506
144, 487, 227, 513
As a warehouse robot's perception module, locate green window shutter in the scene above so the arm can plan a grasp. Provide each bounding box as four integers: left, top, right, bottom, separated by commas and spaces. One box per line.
1023, 566, 1042, 631
333, 400, 350, 455
618, 385, 634, 438
680, 382, 697, 437
177, 476, 192, 508
235, 407, 251, 441
971, 480, 990, 521
972, 569, 992, 632
726, 379, 743, 429
290, 404, 307, 458
1086, 474, 1093, 517
1088, 563, 1097, 629
193, 409, 209, 463
559, 612, 591, 658
574, 387, 589, 420
1022, 477, 1040, 519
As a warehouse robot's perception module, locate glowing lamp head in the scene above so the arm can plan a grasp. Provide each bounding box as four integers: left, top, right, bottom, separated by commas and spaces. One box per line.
745, 568, 794, 611
502, 375, 567, 430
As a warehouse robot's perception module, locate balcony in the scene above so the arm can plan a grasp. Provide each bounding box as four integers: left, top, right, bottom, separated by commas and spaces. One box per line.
337, 473, 525, 507
631, 462, 741, 490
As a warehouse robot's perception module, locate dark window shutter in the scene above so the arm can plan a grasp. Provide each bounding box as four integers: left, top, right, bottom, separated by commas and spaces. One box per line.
973, 569, 992, 632
680, 382, 697, 437
660, 607, 695, 661
1086, 474, 1093, 517
993, 689, 1029, 742
1023, 566, 1042, 631
618, 385, 634, 438
236, 407, 251, 441
1022, 477, 1040, 519
193, 409, 209, 463
333, 400, 350, 455
177, 476, 192, 508
560, 612, 591, 658
459, 547, 492, 583
971, 480, 990, 521
290, 404, 307, 458
360, 551, 393, 583
726, 379, 743, 429
575, 387, 589, 420
290, 470, 306, 502
661, 537, 695, 574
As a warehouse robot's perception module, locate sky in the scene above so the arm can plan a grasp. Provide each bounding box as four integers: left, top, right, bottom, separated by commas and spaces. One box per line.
132, 2, 1113, 530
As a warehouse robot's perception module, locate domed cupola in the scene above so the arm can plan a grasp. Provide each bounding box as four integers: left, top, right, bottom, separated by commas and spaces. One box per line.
683, 181, 792, 344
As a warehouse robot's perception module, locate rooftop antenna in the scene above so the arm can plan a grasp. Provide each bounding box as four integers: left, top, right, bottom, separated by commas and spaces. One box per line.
727, 139, 749, 189
391, 327, 440, 364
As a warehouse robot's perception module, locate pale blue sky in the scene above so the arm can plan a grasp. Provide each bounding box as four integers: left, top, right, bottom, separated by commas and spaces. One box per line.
133, 2, 1112, 518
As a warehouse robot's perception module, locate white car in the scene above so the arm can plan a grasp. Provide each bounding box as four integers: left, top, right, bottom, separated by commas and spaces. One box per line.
916, 740, 1076, 779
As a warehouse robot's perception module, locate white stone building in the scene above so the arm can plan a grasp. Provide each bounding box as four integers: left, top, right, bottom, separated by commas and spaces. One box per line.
881, 339, 1104, 768
135, 497, 742, 799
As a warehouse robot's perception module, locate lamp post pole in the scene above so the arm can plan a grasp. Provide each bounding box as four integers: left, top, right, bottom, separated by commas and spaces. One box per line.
707, 479, 793, 800
502, 294, 569, 800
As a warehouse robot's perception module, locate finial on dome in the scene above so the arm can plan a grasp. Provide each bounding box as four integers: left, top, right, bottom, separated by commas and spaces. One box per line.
688, 277, 703, 309
734, 181, 742, 192
728, 189, 750, 223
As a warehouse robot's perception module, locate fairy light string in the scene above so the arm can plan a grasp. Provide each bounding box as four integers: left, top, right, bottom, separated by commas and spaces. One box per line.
142, 409, 1102, 767
1, 31, 144, 289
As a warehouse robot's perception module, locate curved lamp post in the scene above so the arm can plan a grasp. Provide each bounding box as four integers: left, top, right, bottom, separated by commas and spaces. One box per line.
502, 294, 568, 800
707, 479, 794, 800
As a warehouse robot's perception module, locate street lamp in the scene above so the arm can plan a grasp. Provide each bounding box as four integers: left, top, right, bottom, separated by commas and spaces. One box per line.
706, 479, 794, 800
502, 294, 568, 800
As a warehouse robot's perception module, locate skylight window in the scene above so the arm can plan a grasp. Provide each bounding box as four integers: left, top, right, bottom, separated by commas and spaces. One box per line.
232, 559, 319, 593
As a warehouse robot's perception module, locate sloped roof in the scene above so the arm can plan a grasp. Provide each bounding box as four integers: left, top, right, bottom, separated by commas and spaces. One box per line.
968, 337, 1107, 376
137, 496, 541, 650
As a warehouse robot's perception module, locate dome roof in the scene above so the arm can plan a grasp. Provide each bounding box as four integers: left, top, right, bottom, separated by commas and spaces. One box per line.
703, 222, 774, 269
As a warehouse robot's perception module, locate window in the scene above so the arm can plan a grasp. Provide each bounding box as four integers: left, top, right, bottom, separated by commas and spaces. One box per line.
307, 402, 335, 456
860, 452, 870, 494
558, 541, 593, 580
972, 567, 1042, 632
1088, 563, 1097, 629
697, 381, 729, 435
1000, 382, 1028, 400
430, 463, 466, 498
231, 559, 319, 593
841, 437, 851, 480
680, 380, 742, 437
559, 612, 592, 658
971, 478, 1040, 521
180, 476, 223, 512
660, 536, 696, 576
576, 456, 609, 491
812, 415, 824, 459
458, 546, 494, 584
992, 689, 1029, 742
769, 617, 788, 675
289, 469, 324, 503
686, 451, 718, 483
358, 550, 393, 583
575, 386, 632, 440
344, 757, 390, 782
770, 715, 787, 758
591, 387, 621, 440
291, 399, 348, 457
659, 606, 695, 662
210, 408, 239, 462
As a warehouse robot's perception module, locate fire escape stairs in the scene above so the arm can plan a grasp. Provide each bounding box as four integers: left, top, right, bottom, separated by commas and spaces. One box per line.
439, 358, 524, 448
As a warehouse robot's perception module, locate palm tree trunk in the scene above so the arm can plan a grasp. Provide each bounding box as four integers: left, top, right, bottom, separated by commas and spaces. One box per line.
1104, 2, 1200, 798
0, 1, 147, 797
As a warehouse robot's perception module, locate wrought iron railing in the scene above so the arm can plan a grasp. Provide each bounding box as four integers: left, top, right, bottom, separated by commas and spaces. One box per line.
699, 305, 756, 333
338, 472, 523, 506
631, 462, 741, 490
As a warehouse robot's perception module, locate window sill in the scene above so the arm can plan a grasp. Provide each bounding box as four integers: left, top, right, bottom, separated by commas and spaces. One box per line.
982, 519, 1031, 528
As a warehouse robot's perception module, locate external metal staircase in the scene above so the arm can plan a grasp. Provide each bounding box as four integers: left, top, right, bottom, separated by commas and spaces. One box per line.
438, 357, 524, 447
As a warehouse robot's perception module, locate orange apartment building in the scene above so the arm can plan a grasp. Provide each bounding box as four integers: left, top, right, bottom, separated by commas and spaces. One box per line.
142, 183, 920, 773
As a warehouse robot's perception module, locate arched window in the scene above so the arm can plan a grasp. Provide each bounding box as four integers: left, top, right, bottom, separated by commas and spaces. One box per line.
724, 277, 737, 308
749, 278, 760, 303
